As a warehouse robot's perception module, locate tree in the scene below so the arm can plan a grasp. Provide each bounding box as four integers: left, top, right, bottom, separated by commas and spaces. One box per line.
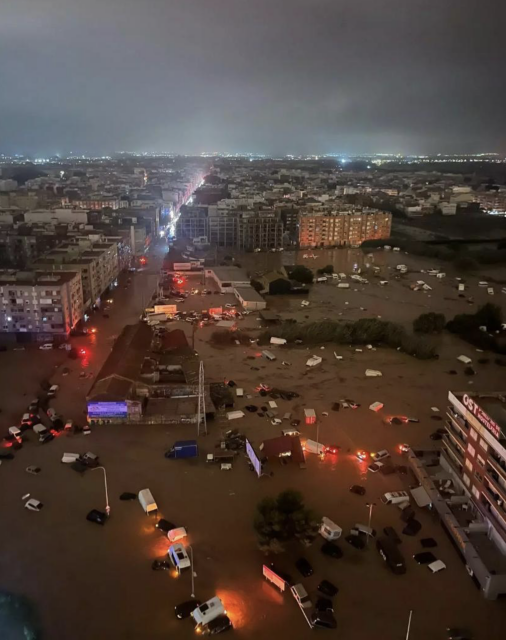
413, 312, 446, 334
250, 279, 263, 293
317, 264, 334, 275
254, 489, 318, 550
288, 265, 314, 284
269, 278, 292, 295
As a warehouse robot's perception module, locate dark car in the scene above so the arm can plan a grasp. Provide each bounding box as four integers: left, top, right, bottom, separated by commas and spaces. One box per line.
152, 559, 171, 571
102, 313, 110, 319
86, 509, 107, 525
311, 611, 337, 629
321, 542, 343, 559
447, 629, 473, 640
383, 526, 401, 544
156, 518, 177, 535
350, 484, 366, 496
202, 614, 233, 635
430, 429, 446, 441
421, 537, 438, 549
39, 432, 55, 444
295, 557, 313, 577
318, 579, 339, 597
402, 519, 422, 536
315, 597, 334, 613
174, 599, 202, 619
345, 534, 366, 550
0, 450, 15, 460
413, 551, 437, 565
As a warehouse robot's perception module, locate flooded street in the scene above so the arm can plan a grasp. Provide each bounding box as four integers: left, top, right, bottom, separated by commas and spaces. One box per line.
0, 243, 506, 640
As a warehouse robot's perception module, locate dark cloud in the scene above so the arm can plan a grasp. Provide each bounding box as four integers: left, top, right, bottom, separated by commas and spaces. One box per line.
1, 0, 504, 155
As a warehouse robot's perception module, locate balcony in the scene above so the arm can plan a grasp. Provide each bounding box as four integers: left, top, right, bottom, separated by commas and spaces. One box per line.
489, 451, 506, 481
446, 408, 469, 433
482, 485, 506, 527
445, 426, 466, 452
442, 438, 464, 469
485, 469, 506, 503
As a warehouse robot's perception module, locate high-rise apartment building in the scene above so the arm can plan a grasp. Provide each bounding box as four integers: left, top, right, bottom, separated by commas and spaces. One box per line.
0, 271, 83, 339
299, 207, 392, 248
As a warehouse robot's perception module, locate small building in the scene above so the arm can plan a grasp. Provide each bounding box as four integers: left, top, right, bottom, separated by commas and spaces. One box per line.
233, 286, 267, 311
206, 266, 250, 293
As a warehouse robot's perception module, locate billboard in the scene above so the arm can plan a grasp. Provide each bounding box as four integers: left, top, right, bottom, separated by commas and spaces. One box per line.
154, 305, 177, 315
246, 438, 262, 477
209, 307, 223, 317
174, 262, 192, 271
462, 393, 501, 439
88, 401, 128, 418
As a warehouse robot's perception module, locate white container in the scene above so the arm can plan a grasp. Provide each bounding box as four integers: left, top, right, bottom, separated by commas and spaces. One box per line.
138, 488, 157, 515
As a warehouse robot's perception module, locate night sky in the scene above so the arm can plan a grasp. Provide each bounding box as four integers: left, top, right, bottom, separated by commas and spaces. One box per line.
1, 0, 504, 156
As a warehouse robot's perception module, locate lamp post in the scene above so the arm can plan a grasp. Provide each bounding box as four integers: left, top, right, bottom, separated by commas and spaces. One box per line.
188, 545, 196, 598
405, 610, 413, 640
366, 502, 376, 546
91, 466, 110, 516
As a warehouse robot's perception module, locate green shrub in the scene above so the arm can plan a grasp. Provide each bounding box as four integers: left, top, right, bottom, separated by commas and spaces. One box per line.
413, 312, 446, 334
287, 265, 314, 284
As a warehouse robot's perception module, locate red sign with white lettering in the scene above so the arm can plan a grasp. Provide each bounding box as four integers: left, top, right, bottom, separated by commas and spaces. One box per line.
462, 394, 501, 440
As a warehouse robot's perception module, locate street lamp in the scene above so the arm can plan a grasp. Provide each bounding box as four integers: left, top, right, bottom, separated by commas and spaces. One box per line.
366, 502, 376, 546
187, 545, 196, 598
91, 466, 110, 516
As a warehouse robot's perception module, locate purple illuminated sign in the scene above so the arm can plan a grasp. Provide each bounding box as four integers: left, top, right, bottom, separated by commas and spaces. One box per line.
88, 401, 128, 418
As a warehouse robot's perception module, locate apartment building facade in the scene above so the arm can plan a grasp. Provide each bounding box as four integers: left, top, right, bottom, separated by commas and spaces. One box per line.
0, 271, 83, 340
445, 392, 506, 550
299, 208, 392, 248
32, 240, 120, 309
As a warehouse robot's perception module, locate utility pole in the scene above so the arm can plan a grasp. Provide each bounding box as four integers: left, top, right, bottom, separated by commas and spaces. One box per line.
91, 466, 110, 516
405, 610, 413, 640
197, 361, 207, 436
366, 502, 376, 546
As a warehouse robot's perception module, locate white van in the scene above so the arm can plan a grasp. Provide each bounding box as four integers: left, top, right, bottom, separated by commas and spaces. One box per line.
168, 543, 191, 573
381, 491, 410, 505
291, 583, 312, 609
138, 489, 157, 515
61, 453, 80, 464
304, 439, 325, 455
192, 597, 225, 627
262, 350, 276, 361
354, 523, 376, 537
319, 517, 342, 541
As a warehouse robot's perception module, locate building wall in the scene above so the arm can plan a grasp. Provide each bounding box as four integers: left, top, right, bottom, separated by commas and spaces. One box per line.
0, 272, 83, 337
446, 392, 506, 542
299, 210, 392, 248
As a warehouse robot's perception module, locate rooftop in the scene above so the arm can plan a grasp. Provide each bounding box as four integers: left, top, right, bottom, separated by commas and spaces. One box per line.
210, 266, 249, 282
452, 392, 506, 441
233, 286, 265, 302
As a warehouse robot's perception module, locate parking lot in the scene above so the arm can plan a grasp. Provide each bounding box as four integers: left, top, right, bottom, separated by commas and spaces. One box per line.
1, 244, 506, 639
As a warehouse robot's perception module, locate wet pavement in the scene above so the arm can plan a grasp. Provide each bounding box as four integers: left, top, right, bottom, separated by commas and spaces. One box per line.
0, 243, 505, 639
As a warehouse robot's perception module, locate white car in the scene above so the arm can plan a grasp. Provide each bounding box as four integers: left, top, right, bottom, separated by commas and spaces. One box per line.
428, 560, 446, 574
271, 418, 282, 425
39, 343, 53, 350
225, 304, 235, 308
25, 499, 43, 512
168, 543, 191, 572
168, 527, 187, 542
368, 461, 384, 473
371, 449, 390, 461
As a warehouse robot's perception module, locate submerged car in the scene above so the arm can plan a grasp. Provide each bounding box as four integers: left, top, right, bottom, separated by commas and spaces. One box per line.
175, 599, 202, 619
295, 557, 313, 577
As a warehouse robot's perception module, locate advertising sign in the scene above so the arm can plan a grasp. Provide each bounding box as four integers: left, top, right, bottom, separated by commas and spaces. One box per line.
462, 394, 501, 439
174, 262, 192, 271
154, 305, 177, 315
246, 438, 262, 477
87, 401, 128, 418
209, 307, 223, 317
